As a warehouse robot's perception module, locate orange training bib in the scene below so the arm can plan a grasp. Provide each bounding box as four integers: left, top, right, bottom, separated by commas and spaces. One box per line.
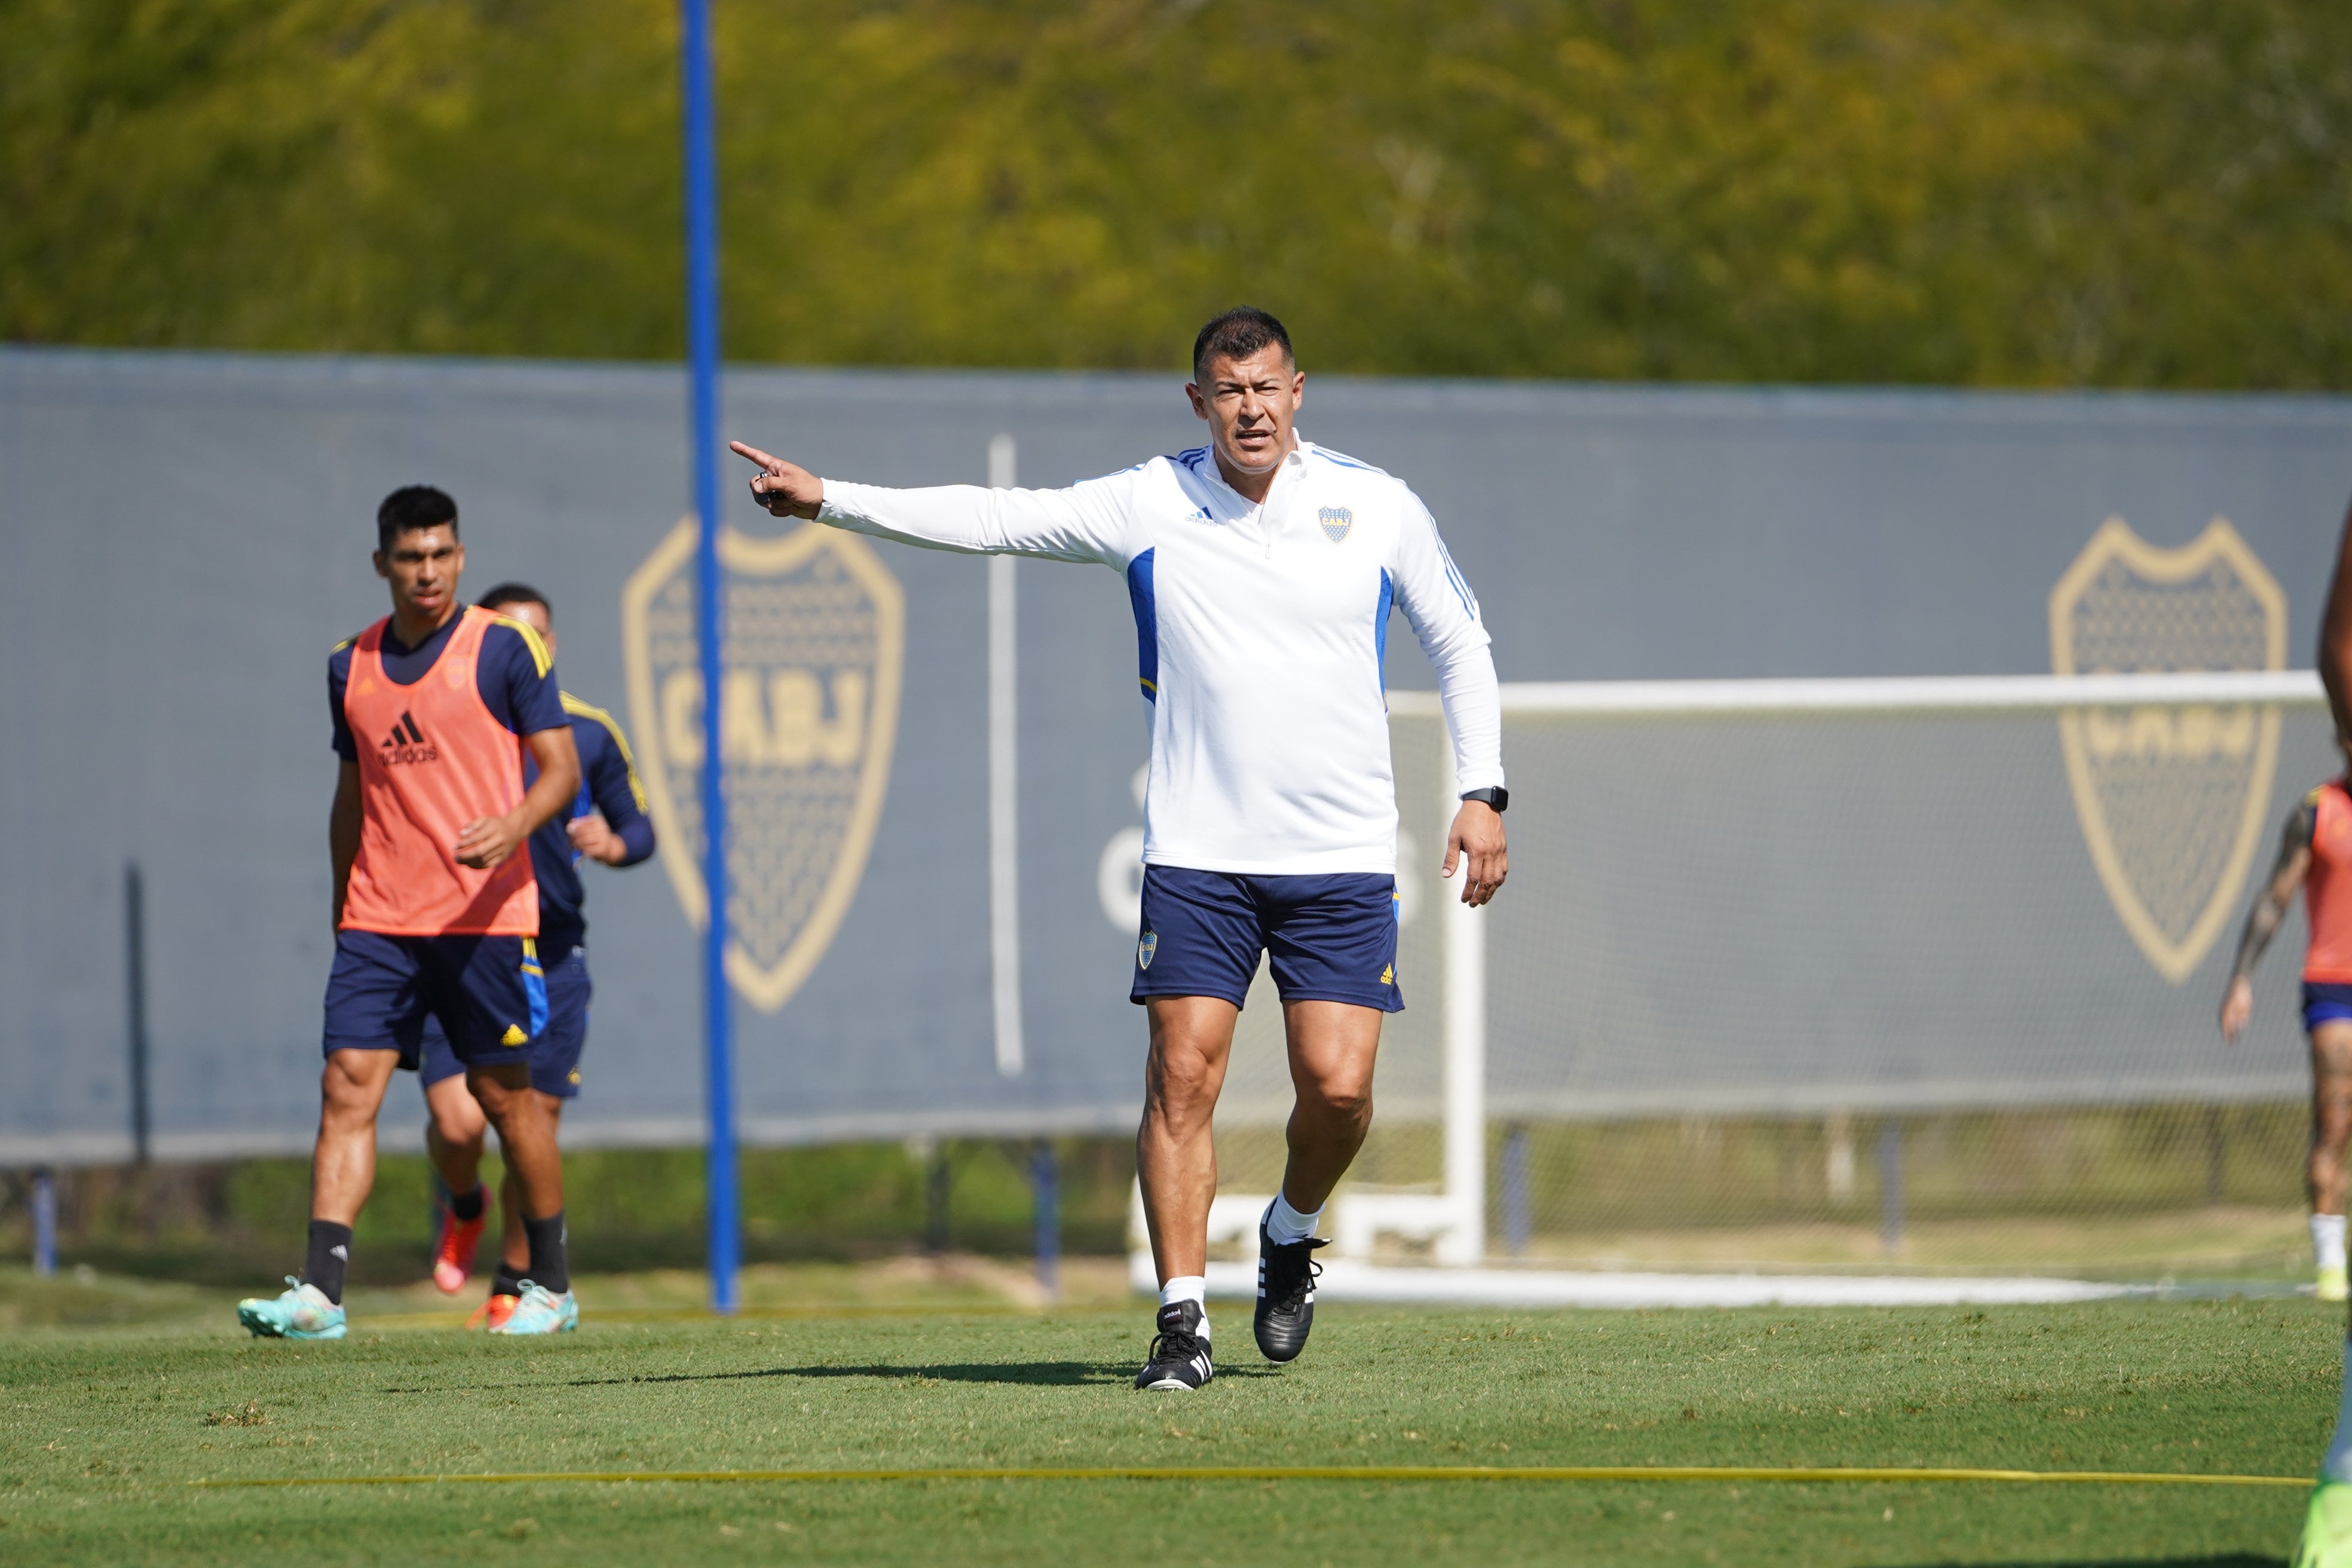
2307, 782, 2352, 983
339, 607, 540, 936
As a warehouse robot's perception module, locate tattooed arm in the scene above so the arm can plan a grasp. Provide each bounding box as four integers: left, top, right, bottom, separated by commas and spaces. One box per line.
2221, 799, 2317, 1042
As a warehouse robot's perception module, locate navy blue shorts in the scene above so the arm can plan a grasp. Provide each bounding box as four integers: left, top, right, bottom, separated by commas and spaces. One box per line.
2307, 982, 2352, 1032
415, 943, 590, 1099
1131, 866, 1402, 1012
322, 930, 547, 1068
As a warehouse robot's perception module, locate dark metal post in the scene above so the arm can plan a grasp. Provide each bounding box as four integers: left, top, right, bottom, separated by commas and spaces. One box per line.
1500, 1123, 1531, 1257
680, 0, 737, 1316
125, 862, 151, 1166
31, 1168, 57, 1278
924, 1146, 951, 1255
1031, 1141, 1059, 1300
1878, 1119, 1904, 1257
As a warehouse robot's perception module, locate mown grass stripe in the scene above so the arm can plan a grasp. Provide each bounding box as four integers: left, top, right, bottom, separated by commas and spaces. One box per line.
189, 1465, 2311, 1489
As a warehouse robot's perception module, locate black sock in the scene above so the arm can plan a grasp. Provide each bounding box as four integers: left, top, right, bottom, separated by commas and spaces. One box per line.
492, 1260, 528, 1298
522, 1209, 569, 1295
446, 1185, 486, 1223
304, 1220, 353, 1306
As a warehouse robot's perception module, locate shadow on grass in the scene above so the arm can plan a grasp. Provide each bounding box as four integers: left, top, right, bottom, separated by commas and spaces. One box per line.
563, 1361, 1279, 1388
387, 1359, 1284, 1396
1897, 1557, 2283, 1567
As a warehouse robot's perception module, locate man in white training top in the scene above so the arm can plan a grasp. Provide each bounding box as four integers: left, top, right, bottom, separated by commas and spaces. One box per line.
731, 307, 1508, 1392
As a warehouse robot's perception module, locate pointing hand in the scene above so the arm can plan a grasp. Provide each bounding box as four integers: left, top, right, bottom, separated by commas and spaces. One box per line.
730, 442, 824, 519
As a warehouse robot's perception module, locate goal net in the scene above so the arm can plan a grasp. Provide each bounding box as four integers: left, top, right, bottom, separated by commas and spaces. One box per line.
1172, 672, 2332, 1281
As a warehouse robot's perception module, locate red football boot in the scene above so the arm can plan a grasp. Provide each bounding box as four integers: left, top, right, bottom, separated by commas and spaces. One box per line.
431, 1202, 486, 1294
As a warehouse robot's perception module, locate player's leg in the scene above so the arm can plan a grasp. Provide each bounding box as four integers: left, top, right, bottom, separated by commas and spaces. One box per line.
1129, 868, 1260, 1391
1134, 997, 1236, 1391
483, 942, 589, 1324
2302, 1012, 2352, 1563
431, 934, 576, 1333
241, 933, 421, 1339
418, 1030, 492, 1294
1137, 996, 1242, 1282
2313, 1022, 2352, 1303
1254, 874, 1403, 1362
1276, 1002, 1383, 1212
489, 1099, 561, 1292
470, 1063, 574, 1330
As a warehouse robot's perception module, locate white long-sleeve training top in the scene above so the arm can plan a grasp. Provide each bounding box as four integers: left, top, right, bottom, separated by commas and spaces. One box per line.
818, 437, 1504, 876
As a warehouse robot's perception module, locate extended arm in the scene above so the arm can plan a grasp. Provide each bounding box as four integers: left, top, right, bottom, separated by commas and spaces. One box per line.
329, 761, 361, 929
2221, 803, 2314, 1041
1391, 495, 1507, 906
729, 441, 1128, 564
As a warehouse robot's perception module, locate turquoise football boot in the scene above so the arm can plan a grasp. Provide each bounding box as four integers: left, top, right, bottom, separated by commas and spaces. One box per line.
489, 1281, 578, 1335
2296, 1481, 2352, 1568
236, 1276, 347, 1340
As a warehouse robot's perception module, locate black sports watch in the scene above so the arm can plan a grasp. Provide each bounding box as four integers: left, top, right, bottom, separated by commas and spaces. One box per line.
1460, 786, 1508, 814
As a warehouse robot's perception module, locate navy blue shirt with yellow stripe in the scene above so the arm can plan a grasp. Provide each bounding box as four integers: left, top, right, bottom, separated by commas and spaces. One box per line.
528, 695, 656, 953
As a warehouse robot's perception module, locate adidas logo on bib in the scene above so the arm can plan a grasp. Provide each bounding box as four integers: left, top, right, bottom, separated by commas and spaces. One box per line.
376, 710, 439, 765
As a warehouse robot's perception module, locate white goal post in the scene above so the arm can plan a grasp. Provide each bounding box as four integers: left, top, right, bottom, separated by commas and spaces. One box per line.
1131, 668, 2328, 1291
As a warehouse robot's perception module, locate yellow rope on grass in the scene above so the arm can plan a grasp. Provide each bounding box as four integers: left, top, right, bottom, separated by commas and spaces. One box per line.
189, 1464, 2311, 1489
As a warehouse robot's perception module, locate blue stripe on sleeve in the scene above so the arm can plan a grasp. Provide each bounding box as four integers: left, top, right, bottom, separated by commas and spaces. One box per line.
1436, 537, 1478, 619
1126, 548, 1159, 703
1375, 568, 1394, 693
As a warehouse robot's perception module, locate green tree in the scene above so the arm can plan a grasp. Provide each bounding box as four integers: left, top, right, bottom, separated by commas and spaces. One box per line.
5, 0, 2349, 385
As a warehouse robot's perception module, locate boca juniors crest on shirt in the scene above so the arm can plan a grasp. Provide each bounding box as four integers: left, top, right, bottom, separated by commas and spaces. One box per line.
2049, 516, 2285, 983
623, 519, 905, 1012
1317, 506, 1353, 544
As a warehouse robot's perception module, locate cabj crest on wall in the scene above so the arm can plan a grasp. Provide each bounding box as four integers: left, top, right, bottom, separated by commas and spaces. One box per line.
623, 520, 905, 1013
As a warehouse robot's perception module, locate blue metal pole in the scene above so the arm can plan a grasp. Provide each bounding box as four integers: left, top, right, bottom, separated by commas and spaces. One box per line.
1500, 1123, 1530, 1257
681, 0, 737, 1316
1030, 1141, 1059, 1301
31, 1168, 56, 1278
1878, 1119, 1904, 1259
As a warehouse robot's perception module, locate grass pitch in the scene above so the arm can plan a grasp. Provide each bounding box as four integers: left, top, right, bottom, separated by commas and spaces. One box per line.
0, 1278, 2336, 1566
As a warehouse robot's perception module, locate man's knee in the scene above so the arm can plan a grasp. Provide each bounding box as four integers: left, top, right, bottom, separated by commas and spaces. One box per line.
320, 1051, 393, 1122
1146, 1042, 1223, 1115
1298, 1073, 1373, 1128
466, 1064, 535, 1122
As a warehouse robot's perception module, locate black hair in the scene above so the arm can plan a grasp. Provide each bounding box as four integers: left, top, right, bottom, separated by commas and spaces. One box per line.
376, 485, 458, 552
1191, 306, 1295, 381
476, 581, 551, 621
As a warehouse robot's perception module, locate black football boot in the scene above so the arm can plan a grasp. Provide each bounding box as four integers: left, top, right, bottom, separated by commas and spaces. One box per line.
1134, 1300, 1215, 1391
1253, 1214, 1328, 1363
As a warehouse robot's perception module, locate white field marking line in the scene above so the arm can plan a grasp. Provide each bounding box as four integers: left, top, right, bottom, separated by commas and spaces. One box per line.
1190, 1260, 2133, 1309
1385, 669, 2325, 719
187, 1465, 2308, 1489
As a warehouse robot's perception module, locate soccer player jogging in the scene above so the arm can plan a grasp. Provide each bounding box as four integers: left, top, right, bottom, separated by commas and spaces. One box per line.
730, 308, 1508, 1391
2218, 765, 2352, 1303
2301, 494, 2352, 1568
237, 486, 583, 1340
412, 584, 656, 1328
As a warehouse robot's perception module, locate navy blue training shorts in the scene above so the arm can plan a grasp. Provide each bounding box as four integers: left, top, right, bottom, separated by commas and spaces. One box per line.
322, 929, 547, 1068
1131, 866, 1402, 1012
2307, 981, 2352, 1033
415, 943, 590, 1098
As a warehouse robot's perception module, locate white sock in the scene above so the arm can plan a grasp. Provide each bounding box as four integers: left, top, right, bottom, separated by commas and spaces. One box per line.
1266, 1191, 1323, 1246
2317, 1214, 2348, 1273
1159, 1275, 1208, 1337
2325, 1343, 2352, 1483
